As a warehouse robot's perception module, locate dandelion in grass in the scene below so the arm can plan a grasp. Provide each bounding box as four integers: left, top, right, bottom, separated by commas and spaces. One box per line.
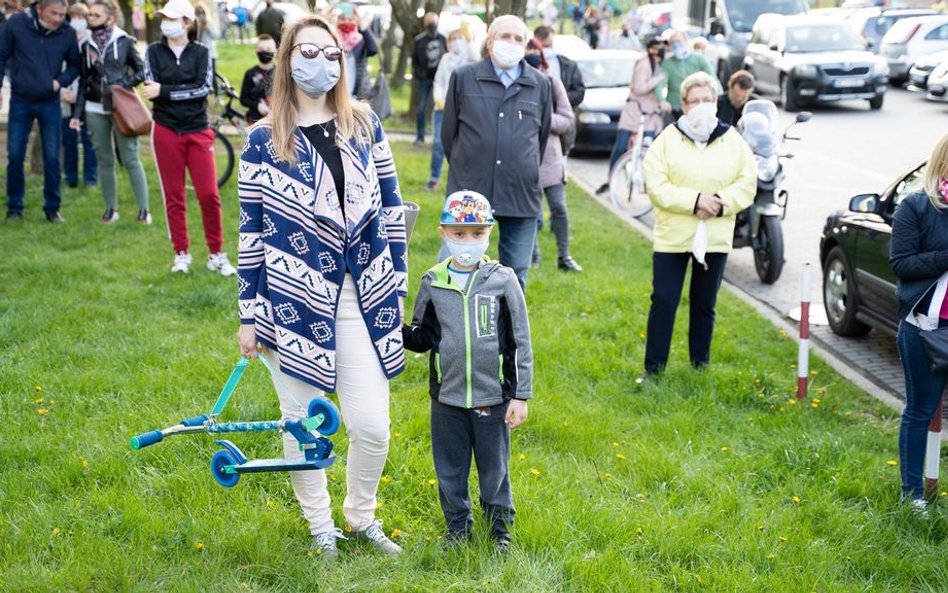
80, 458, 89, 470
612, 442, 620, 448
390, 529, 401, 538
427, 479, 437, 486
52, 528, 61, 536
720, 446, 729, 452
35, 385, 42, 392
941, 491, 947, 497
518, 453, 526, 461
615, 453, 626, 460
778, 536, 788, 542
886, 460, 898, 467
266, 498, 276, 509
813, 398, 821, 404
35, 397, 43, 404
195, 541, 204, 551
811, 402, 819, 409
767, 553, 776, 559
635, 527, 643, 535
638, 332, 645, 339
530, 468, 541, 477
792, 495, 801, 504
393, 431, 401, 438
756, 525, 764, 531
375, 502, 383, 510
380, 475, 391, 484
810, 370, 819, 376
38, 408, 48, 415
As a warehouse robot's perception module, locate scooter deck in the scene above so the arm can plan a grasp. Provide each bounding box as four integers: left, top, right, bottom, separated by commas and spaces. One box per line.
230, 456, 335, 473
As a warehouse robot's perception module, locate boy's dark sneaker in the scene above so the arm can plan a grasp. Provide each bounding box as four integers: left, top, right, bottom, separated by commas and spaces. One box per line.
442, 530, 472, 548
45, 210, 65, 224
6, 209, 23, 221
557, 256, 583, 272
491, 534, 511, 553
595, 183, 609, 195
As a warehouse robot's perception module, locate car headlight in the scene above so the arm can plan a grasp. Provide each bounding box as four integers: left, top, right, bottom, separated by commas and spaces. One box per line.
794, 64, 818, 78
873, 61, 890, 76
578, 112, 611, 124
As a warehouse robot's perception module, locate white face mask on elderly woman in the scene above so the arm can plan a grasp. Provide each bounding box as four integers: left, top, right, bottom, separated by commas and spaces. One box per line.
685, 102, 718, 138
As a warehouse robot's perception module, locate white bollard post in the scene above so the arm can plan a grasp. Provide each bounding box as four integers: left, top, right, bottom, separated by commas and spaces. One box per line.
797, 262, 811, 400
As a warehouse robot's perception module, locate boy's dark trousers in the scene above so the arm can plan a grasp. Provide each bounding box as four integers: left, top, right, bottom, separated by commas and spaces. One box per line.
431, 398, 515, 539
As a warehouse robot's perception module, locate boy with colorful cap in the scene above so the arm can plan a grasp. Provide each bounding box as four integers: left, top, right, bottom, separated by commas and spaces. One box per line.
402, 190, 533, 551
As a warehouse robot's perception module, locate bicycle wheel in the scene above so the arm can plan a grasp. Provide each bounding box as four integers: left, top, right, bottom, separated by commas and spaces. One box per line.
213, 128, 235, 189
608, 149, 652, 218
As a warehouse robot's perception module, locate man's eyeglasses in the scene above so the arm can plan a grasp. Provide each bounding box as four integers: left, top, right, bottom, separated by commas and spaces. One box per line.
293, 43, 343, 61
684, 97, 716, 106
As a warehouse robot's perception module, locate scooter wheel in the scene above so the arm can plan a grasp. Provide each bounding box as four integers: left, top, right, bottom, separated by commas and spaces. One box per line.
307, 398, 341, 436
210, 449, 241, 488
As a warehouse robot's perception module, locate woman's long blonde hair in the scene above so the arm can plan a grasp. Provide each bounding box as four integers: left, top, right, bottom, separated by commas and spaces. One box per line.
925, 133, 948, 210
266, 15, 374, 164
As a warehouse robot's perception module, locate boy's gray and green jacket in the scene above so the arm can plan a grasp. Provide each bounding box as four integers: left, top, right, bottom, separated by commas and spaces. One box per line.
402, 258, 533, 408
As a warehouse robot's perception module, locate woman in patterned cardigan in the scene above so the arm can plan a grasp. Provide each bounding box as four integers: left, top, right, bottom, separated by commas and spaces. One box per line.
236, 15, 408, 558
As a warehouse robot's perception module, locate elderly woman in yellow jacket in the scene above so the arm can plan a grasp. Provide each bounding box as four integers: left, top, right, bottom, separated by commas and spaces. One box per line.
640, 71, 756, 379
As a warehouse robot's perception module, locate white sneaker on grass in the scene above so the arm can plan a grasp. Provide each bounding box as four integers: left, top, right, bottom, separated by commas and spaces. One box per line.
171, 251, 192, 273
352, 520, 402, 555
313, 528, 347, 559
207, 252, 236, 277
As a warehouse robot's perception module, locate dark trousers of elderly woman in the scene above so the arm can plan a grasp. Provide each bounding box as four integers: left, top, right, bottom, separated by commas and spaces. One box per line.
897, 319, 948, 499
644, 252, 728, 375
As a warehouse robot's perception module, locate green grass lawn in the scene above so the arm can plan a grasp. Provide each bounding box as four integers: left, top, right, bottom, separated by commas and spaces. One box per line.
1, 136, 947, 591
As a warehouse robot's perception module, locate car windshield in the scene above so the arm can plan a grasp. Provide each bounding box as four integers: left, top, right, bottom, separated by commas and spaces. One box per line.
786, 24, 866, 52
727, 0, 808, 33
574, 56, 636, 88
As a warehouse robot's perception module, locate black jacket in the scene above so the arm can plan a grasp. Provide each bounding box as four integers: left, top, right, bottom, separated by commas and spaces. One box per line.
0, 4, 79, 103
442, 58, 552, 218
716, 92, 760, 127
143, 39, 212, 133
239, 64, 273, 123
890, 190, 948, 321
74, 29, 144, 117
556, 55, 585, 108
254, 6, 284, 45
411, 30, 447, 81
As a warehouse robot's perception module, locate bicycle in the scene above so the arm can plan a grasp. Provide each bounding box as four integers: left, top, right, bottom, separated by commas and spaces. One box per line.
207, 72, 248, 189
608, 100, 665, 218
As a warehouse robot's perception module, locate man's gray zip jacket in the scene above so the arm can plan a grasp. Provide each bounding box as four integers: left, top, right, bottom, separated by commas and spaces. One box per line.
402, 259, 533, 408
441, 57, 552, 218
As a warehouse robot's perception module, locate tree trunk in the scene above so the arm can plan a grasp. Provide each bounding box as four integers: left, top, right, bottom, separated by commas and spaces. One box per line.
388, 0, 445, 109
492, 0, 528, 19
381, 20, 397, 75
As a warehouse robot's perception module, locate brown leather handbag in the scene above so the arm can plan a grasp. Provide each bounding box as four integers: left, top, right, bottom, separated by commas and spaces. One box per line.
110, 85, 152, 137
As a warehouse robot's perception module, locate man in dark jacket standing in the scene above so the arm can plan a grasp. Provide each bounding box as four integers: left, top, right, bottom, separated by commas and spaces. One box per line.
534, 25, 585, 108
254, 0, 283, 47
0, 0, 79, 222
411, 12, 446, 144
442, 15, 552, 292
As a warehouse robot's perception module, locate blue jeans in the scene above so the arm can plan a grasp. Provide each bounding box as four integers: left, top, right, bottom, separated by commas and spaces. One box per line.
7, 98, 62, 213
897, 320, 948, 499
608, 128, 633, 173
428, 109, 444, 183
61, 116, 97, 186
497, 216, 539, 294
416, 78, 433, 141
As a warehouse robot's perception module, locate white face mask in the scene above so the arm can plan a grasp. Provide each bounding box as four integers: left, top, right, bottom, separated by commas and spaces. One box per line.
445, 238, 489, 267
70, 19, 87, 34
684, 102, 718, 138
449, 39, 467, 56
160, 19, 186, 39
491, 40, 525, 69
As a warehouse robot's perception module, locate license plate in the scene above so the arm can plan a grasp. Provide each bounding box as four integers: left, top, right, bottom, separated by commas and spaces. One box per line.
833, 79, 864, 88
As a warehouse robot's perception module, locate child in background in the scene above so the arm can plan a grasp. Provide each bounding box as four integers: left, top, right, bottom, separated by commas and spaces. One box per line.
62, 2, 97, 188
238, 34, 276, 124
402, 191, 533, 552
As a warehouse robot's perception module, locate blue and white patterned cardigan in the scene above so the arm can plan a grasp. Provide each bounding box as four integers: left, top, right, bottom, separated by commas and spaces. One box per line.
237, 113, 408, 391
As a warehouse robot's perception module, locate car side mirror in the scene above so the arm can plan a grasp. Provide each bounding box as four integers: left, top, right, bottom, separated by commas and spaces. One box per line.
866, 39, 875, 50
795, 112, 811, 123
849, 193, 881, 214
769, 43, 780, 52
709, 18, 725, 37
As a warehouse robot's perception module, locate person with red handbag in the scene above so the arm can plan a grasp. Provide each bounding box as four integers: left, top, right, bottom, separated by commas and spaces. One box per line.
71, 0, 149, 224
143, 0, 234, 276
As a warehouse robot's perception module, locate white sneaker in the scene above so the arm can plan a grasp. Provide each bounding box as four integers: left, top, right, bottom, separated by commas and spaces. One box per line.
313, 528, 347, 559
207, 252, 236, 277
352, 520, 402, 555
171, 251, 192, 273
910, 498, 930, 518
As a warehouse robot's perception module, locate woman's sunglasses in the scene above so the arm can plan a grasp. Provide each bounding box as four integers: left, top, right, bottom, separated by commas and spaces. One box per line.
292, 43, 343, 61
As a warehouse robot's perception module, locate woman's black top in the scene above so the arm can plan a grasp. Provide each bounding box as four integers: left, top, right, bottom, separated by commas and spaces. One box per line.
301, 120, 346, 215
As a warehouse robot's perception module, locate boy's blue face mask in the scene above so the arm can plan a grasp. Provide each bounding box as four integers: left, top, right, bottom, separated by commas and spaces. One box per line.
445, 238, 488, 267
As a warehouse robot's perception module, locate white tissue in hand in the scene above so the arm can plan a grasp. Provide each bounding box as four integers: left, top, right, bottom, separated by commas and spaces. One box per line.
692, 221, 708, 270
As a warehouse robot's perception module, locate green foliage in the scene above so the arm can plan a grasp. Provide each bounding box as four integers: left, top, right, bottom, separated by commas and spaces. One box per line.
1, 139, 945, 591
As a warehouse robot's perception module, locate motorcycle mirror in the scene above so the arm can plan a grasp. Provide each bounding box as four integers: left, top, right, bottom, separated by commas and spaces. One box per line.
795, 112, 812, 123
848, 193, 880, 214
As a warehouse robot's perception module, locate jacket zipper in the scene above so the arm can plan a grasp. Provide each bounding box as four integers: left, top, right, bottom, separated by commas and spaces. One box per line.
461, 269, 480, 408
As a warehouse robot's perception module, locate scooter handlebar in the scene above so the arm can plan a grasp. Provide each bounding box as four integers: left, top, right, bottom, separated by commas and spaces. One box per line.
130, 430, 164, 450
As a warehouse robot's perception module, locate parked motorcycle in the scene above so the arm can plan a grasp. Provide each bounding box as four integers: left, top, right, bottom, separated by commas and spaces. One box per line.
732, 100, 810, 284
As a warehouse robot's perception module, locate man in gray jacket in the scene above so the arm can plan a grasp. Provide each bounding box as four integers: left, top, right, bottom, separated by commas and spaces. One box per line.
441, 14, 552, 292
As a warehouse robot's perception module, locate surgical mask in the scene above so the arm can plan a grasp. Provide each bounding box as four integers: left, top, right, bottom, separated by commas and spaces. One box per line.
685, 102, 718, 137
445, 238, 489, 267
491, 40, 525, 70
525, 54, 541, 68
257, 50, 275, 64
160, 19, 186, 39
70, 19, 87, 34
291, 56, 340, 99
671, 41, 690, 60
449, 39, 467, 56
543, 46, 556, 60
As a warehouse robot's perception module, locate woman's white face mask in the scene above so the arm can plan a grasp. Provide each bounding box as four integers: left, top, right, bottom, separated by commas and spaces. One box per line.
160, 18, 186, 39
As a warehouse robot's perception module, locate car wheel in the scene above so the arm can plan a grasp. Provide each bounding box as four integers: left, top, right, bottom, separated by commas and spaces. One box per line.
822, 246, 871, 337
868, 94, 884, 110
780, 76, 800, 112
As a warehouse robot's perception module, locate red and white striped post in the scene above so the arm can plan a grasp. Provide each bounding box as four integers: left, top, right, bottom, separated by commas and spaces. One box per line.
797, 262, 812, 400
925, 399, 944, 499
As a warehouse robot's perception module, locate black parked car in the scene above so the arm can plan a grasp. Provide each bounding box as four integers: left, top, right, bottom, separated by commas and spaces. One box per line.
744, 15, 890, 111
819, 160, 927, 337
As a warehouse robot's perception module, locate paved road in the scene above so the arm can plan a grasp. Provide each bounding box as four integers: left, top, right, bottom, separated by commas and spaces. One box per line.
568, 87, 948, 400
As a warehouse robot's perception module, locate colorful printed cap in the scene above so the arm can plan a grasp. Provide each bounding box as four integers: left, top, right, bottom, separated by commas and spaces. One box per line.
440, 191, 495, 226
